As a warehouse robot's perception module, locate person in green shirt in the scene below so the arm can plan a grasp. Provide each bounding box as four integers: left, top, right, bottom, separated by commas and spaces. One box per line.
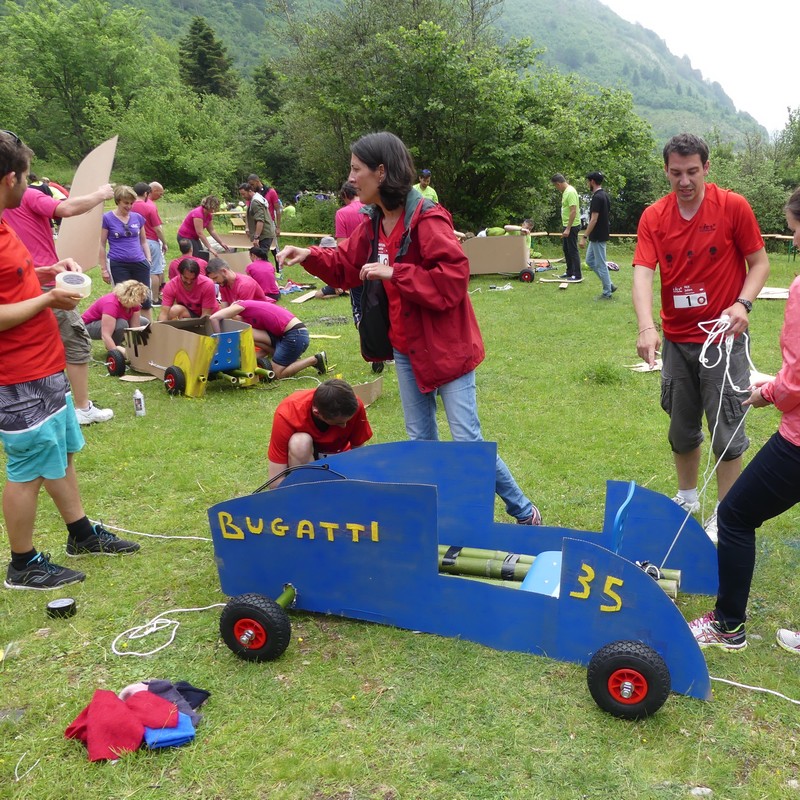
413, 169, 439, 203
551, 173, 582, 280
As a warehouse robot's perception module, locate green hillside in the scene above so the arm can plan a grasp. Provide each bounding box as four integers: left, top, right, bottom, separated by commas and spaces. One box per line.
499, 0, 765, 144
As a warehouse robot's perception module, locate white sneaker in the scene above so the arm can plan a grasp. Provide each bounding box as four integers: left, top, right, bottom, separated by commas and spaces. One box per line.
704, 508, 718, 544
671, 494, 700, 514
75, 401, 114, 425
776, 629, 800, 655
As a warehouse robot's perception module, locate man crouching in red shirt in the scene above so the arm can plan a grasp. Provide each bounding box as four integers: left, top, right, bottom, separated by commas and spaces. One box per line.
267, 379, 372, 487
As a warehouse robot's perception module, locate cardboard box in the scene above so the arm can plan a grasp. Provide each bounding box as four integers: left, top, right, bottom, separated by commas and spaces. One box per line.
461, 235, 528, 275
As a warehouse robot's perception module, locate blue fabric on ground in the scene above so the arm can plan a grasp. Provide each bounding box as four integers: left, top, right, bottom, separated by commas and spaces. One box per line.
144, 711, 196, 749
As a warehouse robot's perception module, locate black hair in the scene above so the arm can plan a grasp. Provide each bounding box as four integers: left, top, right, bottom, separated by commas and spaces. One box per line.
238, 182, 252, 192
133, 181, 151, 196
663, 133, 709, 166
550, 173, 566, 184
350, 132, 415, 211
0, 130, 33, 181
249, 246, 270, 259
339, 181, 358, 201
313, 379, 359, 420
586, 171, 604, 184
178, 238, 193, 255
178, 258, 200, 277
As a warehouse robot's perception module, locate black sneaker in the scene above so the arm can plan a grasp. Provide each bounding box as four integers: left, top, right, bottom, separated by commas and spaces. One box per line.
611, 284, 618, 293
314, 351, 329, 375
66, 524, 140, 557
557, 273, 569, 279
5, 552, 86, 590
371, 361, 385, 374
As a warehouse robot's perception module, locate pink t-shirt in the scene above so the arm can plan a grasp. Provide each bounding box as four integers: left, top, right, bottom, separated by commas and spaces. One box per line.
263, 188, 280, 222
162, 274, 219, 316
237, 299, 294, 335
177, 207, 212, 240
3, 187, 61, 266
219, 273, 268, 306
81, 293, 140, 324
131, 199, 162, 242
760, 275, 800, 447
168, 256, 207, 281
246, 259, 280, 295
335, 199, 365, 239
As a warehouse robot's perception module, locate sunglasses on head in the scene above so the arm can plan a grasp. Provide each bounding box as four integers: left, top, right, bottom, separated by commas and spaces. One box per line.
0, 130, 22, 146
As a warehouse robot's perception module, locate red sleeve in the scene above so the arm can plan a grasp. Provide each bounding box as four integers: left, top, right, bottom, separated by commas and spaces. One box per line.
200, 280, 219, 310
26, 189, 61, 219
730, 192, 765, 256
633, 205, 659, 269
303, 224, 371, 290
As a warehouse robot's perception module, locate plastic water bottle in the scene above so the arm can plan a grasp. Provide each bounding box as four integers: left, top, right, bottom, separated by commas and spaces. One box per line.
133, 389, 146, 417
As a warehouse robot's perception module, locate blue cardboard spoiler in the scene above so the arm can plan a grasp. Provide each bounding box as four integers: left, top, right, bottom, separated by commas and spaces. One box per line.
209, 442, 713, 718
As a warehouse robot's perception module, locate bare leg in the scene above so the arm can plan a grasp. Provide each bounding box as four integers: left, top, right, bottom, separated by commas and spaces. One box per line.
272, 355, 319, 380
287, 432, 315, 466
3, 478, 44, 552
674, 448, 701, 490
42, 455, 86, 525
716, 456, 742, 502
66, 362, 90, 409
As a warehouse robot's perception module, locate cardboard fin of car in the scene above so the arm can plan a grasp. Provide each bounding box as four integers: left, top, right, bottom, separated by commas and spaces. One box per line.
352, 376, 383, 407
56, 136, 118, 270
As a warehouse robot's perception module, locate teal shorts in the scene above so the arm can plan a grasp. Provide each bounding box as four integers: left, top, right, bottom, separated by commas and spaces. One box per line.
0, 372, 85, 482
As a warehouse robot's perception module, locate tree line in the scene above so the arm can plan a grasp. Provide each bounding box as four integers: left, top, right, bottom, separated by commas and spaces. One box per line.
1, 0, 797, 234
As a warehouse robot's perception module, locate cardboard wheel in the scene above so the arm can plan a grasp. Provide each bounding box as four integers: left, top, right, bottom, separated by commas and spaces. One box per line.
587, 640, 670, 719
220, 593, 291, 662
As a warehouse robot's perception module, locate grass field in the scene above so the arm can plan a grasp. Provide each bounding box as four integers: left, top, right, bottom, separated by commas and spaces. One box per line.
2, 227, 800, 799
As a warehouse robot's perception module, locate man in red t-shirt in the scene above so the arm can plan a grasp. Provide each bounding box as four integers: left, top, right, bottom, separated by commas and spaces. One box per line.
267, 380, 373, 487
632, 133, 769, 540
159, 259, 219, 320
132, 182, 168, 304
204, 257, 268, 306
0, 132, 139, 591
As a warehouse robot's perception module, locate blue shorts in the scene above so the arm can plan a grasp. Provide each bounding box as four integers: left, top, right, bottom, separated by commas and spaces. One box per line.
273, 327, 309, 367
0, 372, 85, 482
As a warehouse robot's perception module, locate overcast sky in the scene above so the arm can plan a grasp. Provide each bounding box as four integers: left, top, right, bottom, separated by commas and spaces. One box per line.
600, 1, 796, 136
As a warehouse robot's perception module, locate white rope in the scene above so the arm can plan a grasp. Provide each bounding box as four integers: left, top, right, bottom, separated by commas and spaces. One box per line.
89, 519, 212, 542
710, 675, 800, 706
14, 752, 40, 781
111, 604, 226, 657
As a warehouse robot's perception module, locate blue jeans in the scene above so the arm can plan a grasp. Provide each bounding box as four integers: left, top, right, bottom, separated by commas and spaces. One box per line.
715, 431, 800, 627
586, 240, 613, 296
393, 351, 533, 520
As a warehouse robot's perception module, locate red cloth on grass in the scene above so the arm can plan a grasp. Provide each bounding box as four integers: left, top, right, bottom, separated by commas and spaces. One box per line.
65, 688, 178, 761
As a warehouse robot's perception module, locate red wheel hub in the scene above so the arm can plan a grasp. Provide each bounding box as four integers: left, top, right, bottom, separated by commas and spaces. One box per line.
607, 668, 648, 704
233, 617, 267, 649
165, 374, 175, 390
106, 355, 116, 370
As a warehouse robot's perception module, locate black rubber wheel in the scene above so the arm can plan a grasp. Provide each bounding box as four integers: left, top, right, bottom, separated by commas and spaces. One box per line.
587, 640, 671, 720
519, 267, 535, 283
256, 356, 272, 372
220, 593, 291, 662
163, 365, 186, 395
106, 349, 126, 377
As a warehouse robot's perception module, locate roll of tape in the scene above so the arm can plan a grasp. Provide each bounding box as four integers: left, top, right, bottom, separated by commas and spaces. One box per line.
55, 271, 92, 298
46, 597, 77, 619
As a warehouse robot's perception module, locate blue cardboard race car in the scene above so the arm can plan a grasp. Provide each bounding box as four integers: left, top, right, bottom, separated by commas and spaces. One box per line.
209, 442, 715, 719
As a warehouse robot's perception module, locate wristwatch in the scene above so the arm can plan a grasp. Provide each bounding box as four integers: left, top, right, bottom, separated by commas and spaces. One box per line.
736, 298, 753, 314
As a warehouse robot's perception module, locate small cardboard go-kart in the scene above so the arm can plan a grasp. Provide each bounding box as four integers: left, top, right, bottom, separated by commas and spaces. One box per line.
208, 442, 716, 720
105, 318, 274, 397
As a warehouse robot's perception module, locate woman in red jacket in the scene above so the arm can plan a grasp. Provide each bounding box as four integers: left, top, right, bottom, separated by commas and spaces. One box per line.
278, 131, 540, 525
